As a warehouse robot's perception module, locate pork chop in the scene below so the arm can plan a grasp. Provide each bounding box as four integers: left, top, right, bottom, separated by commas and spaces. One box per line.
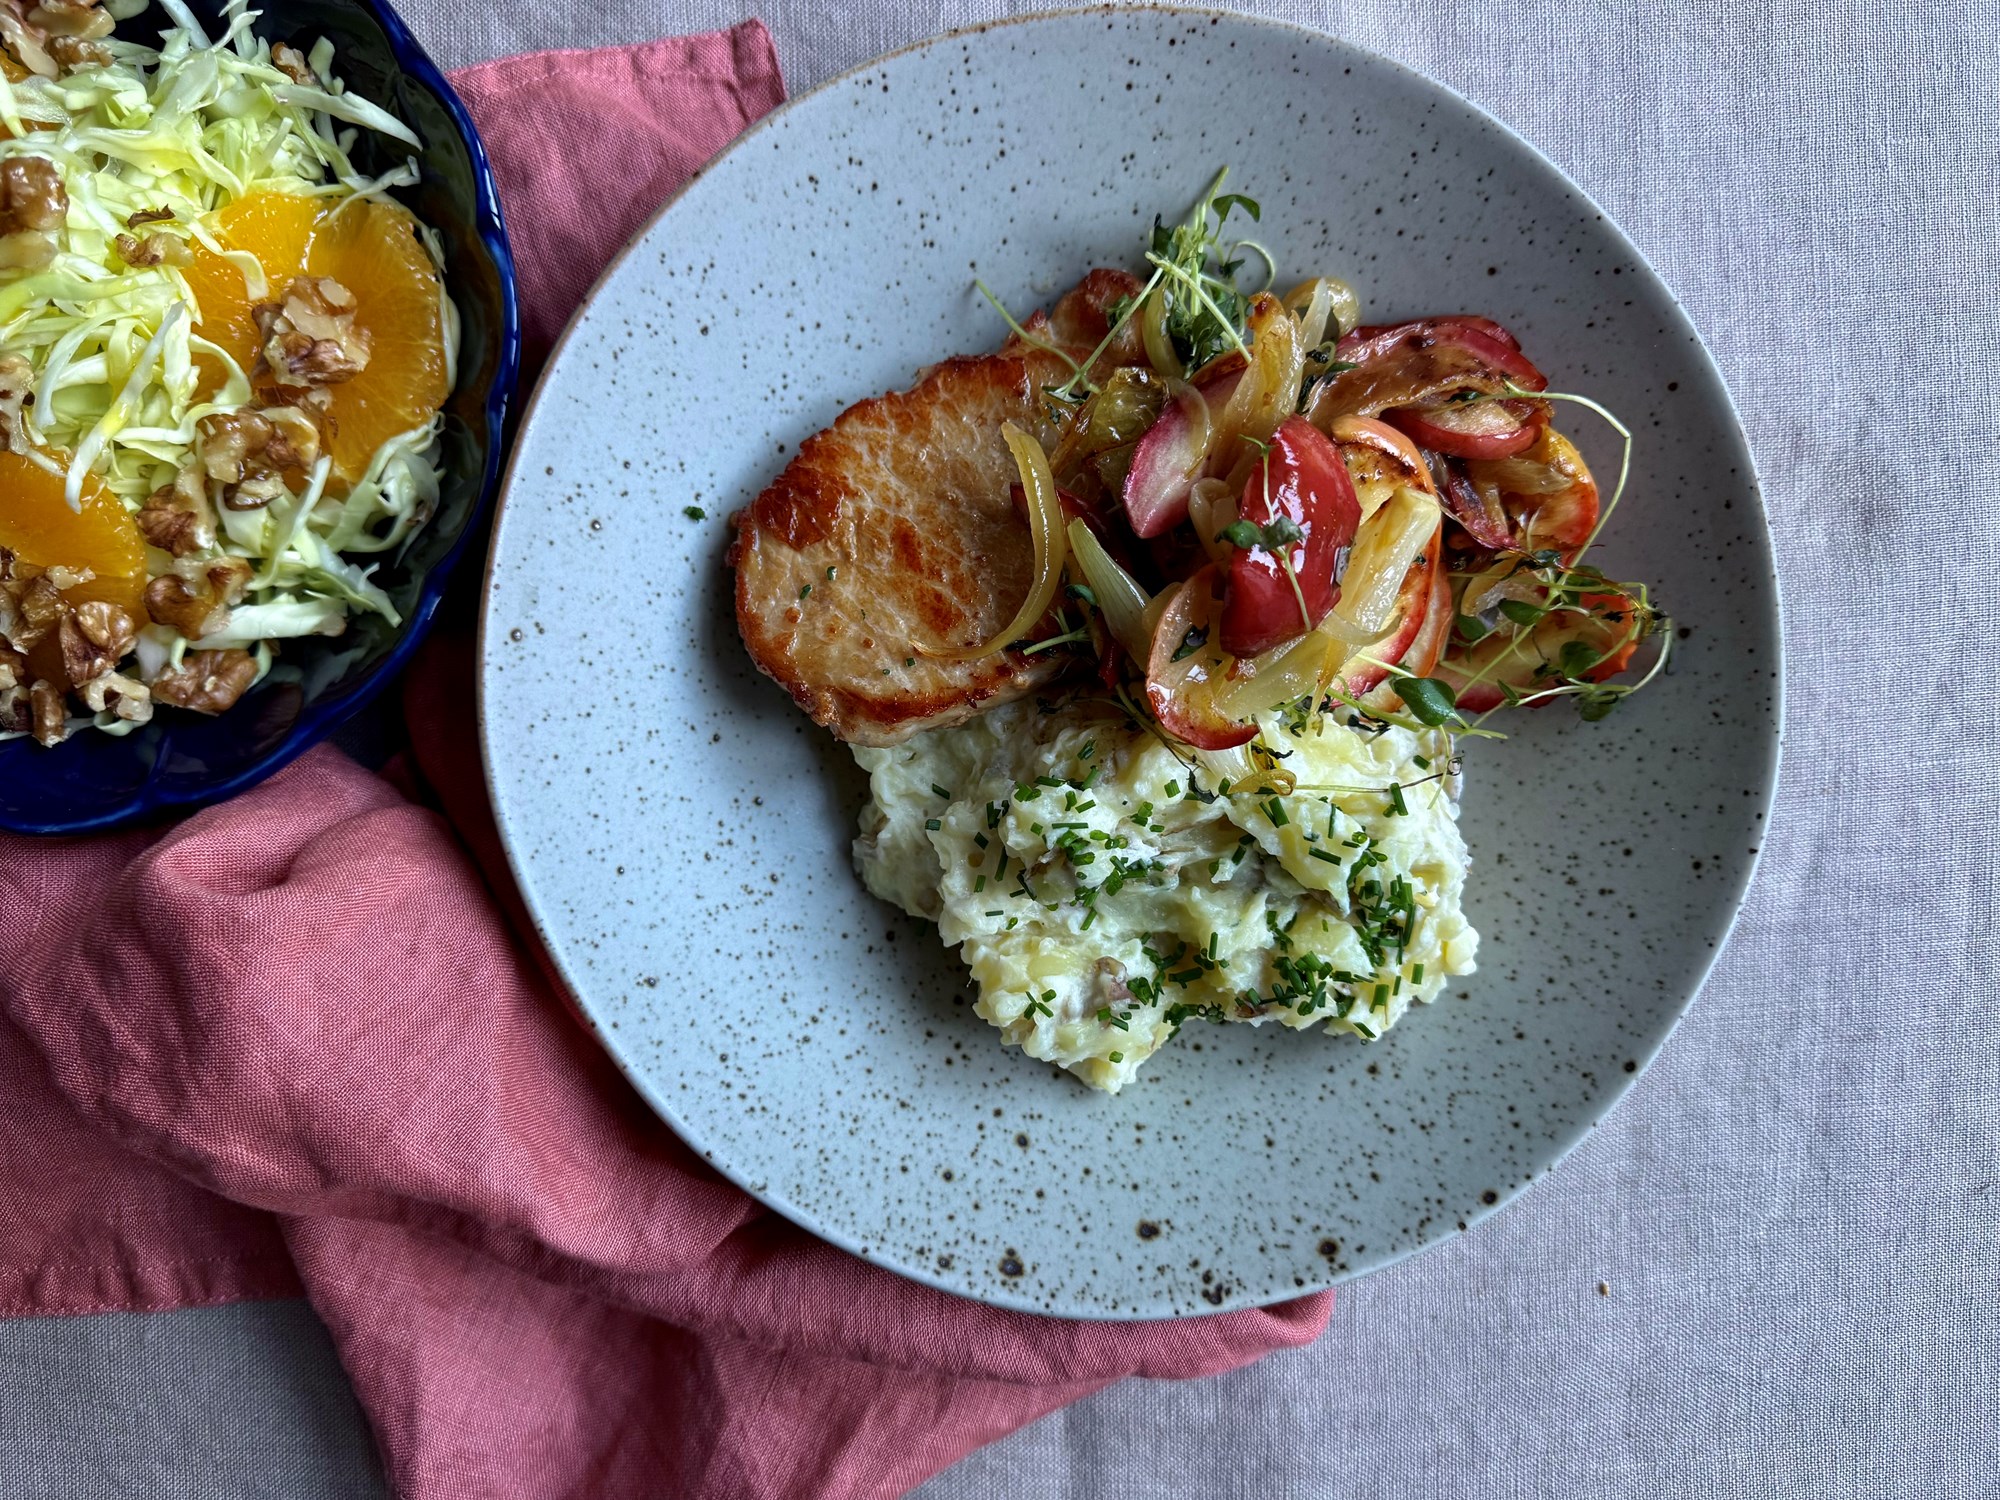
730, 270, 1142, 746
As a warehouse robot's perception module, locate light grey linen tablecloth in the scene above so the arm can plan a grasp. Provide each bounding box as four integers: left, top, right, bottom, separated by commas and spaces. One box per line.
7, 2, 1996, 1496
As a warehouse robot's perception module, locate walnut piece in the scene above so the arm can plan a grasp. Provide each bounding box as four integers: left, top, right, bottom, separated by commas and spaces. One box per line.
0, 641, 27, 692
260, 405, 320, 469
143, 575, 221, 639
45, 30, 107, 67
27, 676, 64, 745
126, 206, 175, 228
6, 572, 66, 649
136, 465, 215, 558
224, 472, 287, 511
77, 667, 150, 722
270, 41, 316, 86
0, 352, 31, 455
114, 230, 190, 268
136, 502, 199, 555
143, 557, 250, 641
0, 154, 66, 233
57, 599, 135, 686
26, 1, 111, 41
198, 555, 253, 602
195, 407, 317, 509
144, 568, 222, 636
197, 409, 273, 484
149, 648, 256, 715
0, 154, 65, 270
251, 276, 371, 390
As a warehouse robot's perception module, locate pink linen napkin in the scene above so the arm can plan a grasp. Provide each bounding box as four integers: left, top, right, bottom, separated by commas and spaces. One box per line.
0, 23, 1332, 1500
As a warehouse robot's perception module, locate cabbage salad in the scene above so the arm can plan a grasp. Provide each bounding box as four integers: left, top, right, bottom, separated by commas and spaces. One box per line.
0, 0, 455, 744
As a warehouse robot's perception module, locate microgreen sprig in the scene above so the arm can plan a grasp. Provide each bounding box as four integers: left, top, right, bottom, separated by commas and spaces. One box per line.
975, 168, 1258, 404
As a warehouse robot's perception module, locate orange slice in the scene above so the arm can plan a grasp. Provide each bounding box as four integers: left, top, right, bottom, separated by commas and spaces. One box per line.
306, 198, 450, 479
181, 190, 320, 396
0, 450, 147, 621
180, 191, 448, 482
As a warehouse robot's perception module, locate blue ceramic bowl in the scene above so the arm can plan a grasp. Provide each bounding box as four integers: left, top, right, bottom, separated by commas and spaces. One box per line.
0, 0, 519, 835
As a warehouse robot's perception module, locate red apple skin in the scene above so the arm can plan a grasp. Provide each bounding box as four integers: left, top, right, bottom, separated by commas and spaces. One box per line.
1219, 417, 1361, 659
1436, 592, 1640, 713
1121, 364, 1245, 539
1436, 457, 1517, 553
1401, 543, 1457, 680
1336, 316, 1541, 381
1388, 400, 1543, 460
1307, 317, 1550, 432
1145, 565, 1257, 750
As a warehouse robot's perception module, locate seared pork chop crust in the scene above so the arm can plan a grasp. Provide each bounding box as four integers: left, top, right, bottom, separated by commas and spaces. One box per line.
730, 271, 1142, 746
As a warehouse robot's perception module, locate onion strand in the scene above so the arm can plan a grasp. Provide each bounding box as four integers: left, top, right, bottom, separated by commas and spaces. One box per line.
923, 422, 1068, 661
1067, 517, 1152, 664
1139, 288, 1184, 378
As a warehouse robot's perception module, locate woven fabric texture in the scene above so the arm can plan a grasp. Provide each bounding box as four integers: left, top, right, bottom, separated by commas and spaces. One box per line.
4, 2, 1993, 1497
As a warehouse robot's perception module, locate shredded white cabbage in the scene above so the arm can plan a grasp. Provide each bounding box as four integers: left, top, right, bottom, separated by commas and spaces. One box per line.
0, 0, 456, 741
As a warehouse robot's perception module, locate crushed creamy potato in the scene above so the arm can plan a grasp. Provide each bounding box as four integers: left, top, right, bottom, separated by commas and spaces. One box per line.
854, 700, 1478, 1093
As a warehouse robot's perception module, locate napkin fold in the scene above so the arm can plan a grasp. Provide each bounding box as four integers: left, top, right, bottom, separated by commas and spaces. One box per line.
0, 25, 1331, 1499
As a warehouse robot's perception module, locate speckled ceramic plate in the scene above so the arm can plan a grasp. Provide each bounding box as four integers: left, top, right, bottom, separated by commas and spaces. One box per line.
479, 5, 1780, 1318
